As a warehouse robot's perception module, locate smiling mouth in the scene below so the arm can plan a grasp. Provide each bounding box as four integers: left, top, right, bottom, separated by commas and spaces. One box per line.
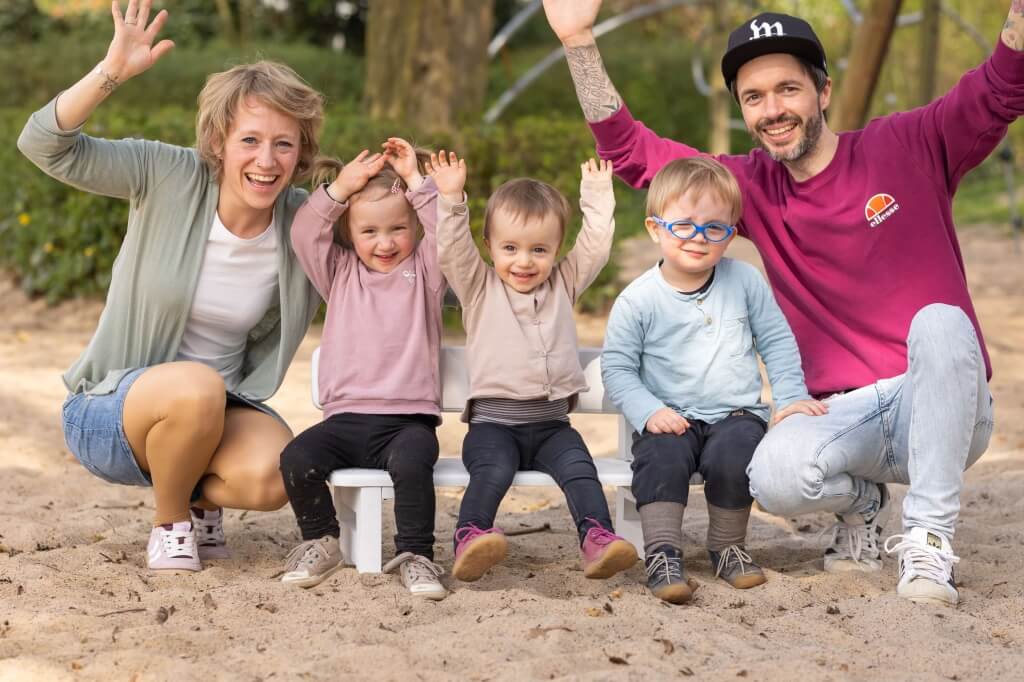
759, 118, 800, 142
245, 172, 279, 188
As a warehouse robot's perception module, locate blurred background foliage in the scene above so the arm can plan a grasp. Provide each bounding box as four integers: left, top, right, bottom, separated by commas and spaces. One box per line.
1, 0, 1020, 307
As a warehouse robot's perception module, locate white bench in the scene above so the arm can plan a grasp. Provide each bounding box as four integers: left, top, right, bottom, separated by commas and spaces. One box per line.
311, 346, 701, 573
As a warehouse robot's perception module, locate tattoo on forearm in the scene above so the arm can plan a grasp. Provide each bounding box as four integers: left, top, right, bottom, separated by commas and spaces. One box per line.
564, 45, 622, 123
94, 66, 120, 94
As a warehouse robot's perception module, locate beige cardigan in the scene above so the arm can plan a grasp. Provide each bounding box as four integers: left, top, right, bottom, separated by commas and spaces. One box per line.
436, 177, 615, 420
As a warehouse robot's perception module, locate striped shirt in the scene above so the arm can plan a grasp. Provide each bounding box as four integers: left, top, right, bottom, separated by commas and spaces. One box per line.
470, 397, 570, 425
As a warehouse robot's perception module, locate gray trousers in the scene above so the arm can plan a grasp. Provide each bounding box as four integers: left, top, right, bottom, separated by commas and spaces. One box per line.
747, 303, 994, 539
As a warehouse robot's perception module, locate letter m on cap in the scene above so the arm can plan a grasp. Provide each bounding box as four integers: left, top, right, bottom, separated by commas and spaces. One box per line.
749, 19, 784, 40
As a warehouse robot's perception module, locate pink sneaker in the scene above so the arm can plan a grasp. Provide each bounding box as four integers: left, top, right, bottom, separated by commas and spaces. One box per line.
147, 521, 201, 573
452, 524, 507, 582
580, 519, 638, 579
191, 507, 229, 560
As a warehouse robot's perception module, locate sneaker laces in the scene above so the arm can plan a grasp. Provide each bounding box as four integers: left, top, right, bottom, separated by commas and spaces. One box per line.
454, 523, 501, 546
404, 555, 444, 584
159, 525, 196, 559
883, 534, 960, 583
820, 514, 879, 561
583, 517, 618, 547
645, 550, 683, 583
714, 545, 755, 578
284, 539, 330, 572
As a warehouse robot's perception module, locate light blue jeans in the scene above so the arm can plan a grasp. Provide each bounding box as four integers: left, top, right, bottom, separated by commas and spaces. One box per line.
748, 304, 994, 539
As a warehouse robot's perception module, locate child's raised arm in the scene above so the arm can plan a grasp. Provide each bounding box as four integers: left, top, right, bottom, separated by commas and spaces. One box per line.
432, 151, 488, 307
559, 158, 616, 303
290, 150, 386, 298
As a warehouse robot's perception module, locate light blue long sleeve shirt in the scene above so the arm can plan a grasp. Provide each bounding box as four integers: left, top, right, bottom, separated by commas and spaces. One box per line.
601, 258, 810, 433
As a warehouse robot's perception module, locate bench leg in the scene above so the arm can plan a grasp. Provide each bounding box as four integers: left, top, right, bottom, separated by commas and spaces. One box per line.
333, 486, 384, 574
614, 487, 645, 559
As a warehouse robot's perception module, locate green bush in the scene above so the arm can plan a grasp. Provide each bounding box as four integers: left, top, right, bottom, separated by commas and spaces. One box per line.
2, 106, 646, 311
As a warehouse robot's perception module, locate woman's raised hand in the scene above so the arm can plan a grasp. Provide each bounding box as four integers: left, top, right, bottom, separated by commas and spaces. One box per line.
102, 0, 175, 82
425, 151, 467, 204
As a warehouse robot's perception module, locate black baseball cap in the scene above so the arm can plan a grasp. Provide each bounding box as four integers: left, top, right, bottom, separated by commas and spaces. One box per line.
721, 13, 827, 89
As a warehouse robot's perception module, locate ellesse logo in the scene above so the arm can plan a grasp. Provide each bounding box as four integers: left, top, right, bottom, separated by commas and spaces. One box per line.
865, 193, 899, 227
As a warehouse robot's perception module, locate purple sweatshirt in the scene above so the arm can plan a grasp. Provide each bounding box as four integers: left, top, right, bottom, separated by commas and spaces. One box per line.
591, 41, 1024, 396
291, 178, 445, 420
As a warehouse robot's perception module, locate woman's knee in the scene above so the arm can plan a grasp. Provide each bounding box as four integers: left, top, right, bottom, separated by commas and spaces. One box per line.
143, 363, 226, 432
247, 464, 289, 511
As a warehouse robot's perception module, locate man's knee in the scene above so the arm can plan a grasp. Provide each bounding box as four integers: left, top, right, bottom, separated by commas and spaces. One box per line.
747, 433, 824, 516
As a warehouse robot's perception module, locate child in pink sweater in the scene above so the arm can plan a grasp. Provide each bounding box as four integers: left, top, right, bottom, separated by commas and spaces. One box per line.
279, 138, 446, 600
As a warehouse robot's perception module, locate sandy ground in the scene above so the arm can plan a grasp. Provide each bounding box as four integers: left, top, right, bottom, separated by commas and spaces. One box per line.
1, 229, 1023, 681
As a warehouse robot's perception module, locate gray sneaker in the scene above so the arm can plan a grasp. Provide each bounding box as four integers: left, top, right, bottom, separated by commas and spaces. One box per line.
709, 545, 766, 589
383, 552, 447, 600
281, 536, 343, 588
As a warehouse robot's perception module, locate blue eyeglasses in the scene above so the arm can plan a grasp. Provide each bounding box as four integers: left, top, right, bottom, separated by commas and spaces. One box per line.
651, 216, 735, 243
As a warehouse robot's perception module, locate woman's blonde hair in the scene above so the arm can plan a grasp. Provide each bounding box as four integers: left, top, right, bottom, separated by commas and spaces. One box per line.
646, 156, 743, 224
311, 148, 431, 247
196, 61, 325, 184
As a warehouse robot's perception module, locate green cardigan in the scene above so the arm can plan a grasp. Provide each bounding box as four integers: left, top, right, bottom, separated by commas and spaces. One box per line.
17, 98, 322, 401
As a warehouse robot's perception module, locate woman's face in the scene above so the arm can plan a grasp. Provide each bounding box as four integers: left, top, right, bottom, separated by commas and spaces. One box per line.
217, 97, 301, 231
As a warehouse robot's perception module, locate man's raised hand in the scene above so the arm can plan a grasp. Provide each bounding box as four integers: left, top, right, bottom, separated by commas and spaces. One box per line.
542, 0, 602, 47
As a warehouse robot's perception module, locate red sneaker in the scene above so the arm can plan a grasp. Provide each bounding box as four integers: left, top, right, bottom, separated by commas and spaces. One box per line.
452, 524, 507, 582
580, 519, 638, 579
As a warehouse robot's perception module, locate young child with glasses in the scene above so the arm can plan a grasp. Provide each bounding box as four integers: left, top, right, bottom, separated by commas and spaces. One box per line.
601, 157, 827, 604
429, 150, 639, 584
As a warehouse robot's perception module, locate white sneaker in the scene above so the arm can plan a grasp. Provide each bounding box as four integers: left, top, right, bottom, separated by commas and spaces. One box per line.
190, 507, 229, 560
823, 483, 891, 572
884, 527, 960, 607
383, 552, 447, 601
281, 536, 344, 588
147, 521, 201, 572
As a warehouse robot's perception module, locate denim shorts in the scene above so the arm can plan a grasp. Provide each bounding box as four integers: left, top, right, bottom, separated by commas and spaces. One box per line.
62, 367, 285, 488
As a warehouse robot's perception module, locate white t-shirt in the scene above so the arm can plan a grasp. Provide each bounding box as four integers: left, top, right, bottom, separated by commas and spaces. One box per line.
176, 213, 279, 390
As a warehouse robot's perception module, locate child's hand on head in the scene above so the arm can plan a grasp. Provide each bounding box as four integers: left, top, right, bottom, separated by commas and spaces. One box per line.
772, 399, 829, 426
426, 150, 467, 204
382, 137, 423, 189
329, 150, 387, 203
581, 157, 613, 181
646, 407, 689, 435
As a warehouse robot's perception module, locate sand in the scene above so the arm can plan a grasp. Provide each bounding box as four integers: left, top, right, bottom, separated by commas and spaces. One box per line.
1, 229, 1023, 681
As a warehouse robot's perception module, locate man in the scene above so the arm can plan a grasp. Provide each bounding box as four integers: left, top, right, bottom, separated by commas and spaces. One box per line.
542, 0, 1022, 606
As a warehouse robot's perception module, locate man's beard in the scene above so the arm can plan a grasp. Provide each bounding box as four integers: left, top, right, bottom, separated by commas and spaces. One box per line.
750, 109, 825, 164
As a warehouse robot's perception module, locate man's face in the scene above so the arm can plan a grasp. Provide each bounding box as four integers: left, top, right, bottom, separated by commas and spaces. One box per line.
735, 53, 830, 165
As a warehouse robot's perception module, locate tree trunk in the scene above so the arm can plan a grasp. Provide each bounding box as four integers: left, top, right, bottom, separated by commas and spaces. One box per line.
213, 0, 236, 44
918, 0, 940, 105
707, 2, 731, 155
832, 0, 903, 132
364, 0, 495, 133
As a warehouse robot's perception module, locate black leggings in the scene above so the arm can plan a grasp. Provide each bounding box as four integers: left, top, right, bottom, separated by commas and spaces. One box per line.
456, 420, 613, 547
630, 411, 767, 509
280, 413, 439, 559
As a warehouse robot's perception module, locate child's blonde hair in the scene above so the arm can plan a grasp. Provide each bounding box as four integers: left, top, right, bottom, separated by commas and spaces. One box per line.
196, 61, 325, 184
646, 157, 743, 224
311, 148, 431, 247
484, 178, 571, 242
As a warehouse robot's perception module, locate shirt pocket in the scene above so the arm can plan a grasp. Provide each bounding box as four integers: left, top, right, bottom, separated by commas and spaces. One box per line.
723, 316, 753, 357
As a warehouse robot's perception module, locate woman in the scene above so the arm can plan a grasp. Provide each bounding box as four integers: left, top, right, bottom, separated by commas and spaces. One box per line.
18, 0, 324, 572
